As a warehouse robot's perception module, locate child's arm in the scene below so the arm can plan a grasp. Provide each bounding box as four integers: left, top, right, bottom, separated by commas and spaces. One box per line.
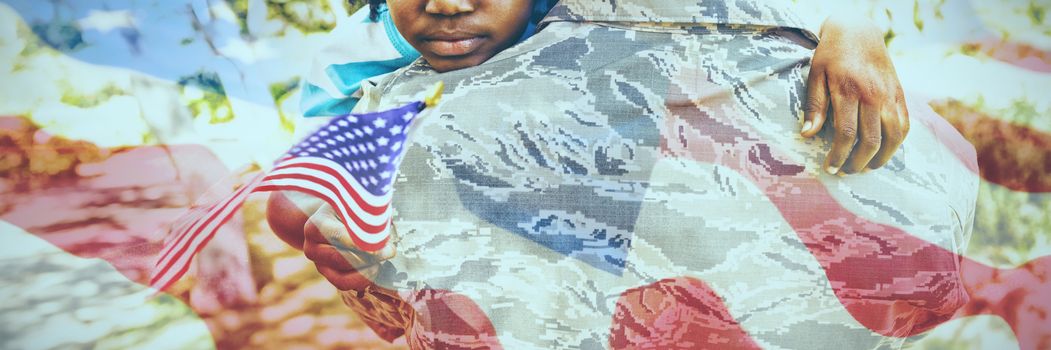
802, 15, 908, 175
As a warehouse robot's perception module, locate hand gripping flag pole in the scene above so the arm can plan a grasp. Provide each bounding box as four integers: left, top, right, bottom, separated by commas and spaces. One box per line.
150, 82, 445, 293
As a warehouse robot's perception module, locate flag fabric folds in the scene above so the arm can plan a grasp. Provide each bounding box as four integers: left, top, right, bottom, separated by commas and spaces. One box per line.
150, 98, 434, 292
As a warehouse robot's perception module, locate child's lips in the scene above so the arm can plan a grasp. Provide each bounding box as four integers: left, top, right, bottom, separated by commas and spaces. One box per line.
422, 36, 485, 57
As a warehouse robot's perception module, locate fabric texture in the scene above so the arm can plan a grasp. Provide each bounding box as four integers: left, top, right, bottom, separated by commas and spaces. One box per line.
331, 1, 980, 349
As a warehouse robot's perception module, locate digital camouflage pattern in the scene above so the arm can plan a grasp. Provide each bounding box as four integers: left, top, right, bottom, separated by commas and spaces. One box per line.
331, 0, 981, 349
543, 0, 810, 31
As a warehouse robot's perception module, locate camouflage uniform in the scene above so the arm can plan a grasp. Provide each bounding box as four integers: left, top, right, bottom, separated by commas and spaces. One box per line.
339, 1, 980, 349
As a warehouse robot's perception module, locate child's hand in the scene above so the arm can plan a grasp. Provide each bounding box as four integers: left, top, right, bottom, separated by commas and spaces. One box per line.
803, 16, 909, 175
303, 203, 397, 292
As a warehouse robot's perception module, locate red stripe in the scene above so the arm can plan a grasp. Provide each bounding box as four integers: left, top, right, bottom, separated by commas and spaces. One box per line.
255, 184, 391, 252
155, 181, 250, 268
149, 198, 246, 290
159, 202, 219, 262
269, 161, 389, 215
258, 172, 389, 233
151, 178, 256, 286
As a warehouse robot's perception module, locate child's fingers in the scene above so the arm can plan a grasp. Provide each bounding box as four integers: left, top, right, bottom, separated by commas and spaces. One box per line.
841, 101, 882, 174
802, 67, 829, 138
304, 203, 396, 262
315, 263, 380, 292
825, 91, 860, 175
302, 234, 371, 272
867, 102, 907, 170
265, 191, 313, 250
305, 204, 354, 248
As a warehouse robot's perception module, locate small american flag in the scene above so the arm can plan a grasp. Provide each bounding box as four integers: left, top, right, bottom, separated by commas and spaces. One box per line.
150, 85, 441, 292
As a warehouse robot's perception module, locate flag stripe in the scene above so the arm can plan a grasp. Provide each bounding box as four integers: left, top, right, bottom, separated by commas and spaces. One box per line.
255, 183, 392, 251
155, 184, 248, 270
257, 173, 391, 242
152, 178, 255, 287
151, 174, 262, 289
158, 200, 225, 263
268, 158, 392, 213
272, 156, 395, 203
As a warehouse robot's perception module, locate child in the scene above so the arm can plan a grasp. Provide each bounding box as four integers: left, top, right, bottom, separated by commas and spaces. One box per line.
276, 0, 913, 293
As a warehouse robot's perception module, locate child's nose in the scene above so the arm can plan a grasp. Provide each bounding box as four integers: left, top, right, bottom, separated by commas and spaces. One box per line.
424, 0, 475, 16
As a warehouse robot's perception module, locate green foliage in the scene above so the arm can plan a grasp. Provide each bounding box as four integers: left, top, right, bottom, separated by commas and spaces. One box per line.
60, 84, 126, 108
225, 0, 251, 36
269, 77, 301, 132
179, 71, 234, 124
265, 0, 338, 34
347, 0, 368, 13
1029, 0, 1046, 25
913, 0, 925, 31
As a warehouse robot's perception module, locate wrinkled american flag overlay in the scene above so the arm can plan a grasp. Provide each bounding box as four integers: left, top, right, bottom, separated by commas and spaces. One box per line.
0, 0, 1048, 349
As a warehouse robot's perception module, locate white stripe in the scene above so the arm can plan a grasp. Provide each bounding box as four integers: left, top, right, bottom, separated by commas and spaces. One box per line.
257, 177, 392, 245
271, 157, 392, 206
156, 186, 246, 266
259, 169, 390, 227
152, 176, 260, 289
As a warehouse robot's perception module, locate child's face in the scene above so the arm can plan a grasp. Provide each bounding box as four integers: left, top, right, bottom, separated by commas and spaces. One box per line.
387, 0, 534, 72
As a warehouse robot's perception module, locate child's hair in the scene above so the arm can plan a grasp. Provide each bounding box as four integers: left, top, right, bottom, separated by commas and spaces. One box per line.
367, 0, 384, 21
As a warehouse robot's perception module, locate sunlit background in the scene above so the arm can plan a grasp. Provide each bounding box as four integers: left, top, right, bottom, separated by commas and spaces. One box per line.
0, 0, 1047, 349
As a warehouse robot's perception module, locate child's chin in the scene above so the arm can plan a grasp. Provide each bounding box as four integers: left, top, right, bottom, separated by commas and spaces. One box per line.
426, 55, 490, 73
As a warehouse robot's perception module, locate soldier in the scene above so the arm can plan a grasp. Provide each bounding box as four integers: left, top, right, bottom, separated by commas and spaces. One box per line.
270, 0, 978, 348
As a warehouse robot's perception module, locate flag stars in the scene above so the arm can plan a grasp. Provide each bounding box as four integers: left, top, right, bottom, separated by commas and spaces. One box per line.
373, 118, 386, 128
337, 119, 349, 127
363, 126, 374, 135
390, 125, 403, 134
379, 155, 390, 163
376, 136, 389, 146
